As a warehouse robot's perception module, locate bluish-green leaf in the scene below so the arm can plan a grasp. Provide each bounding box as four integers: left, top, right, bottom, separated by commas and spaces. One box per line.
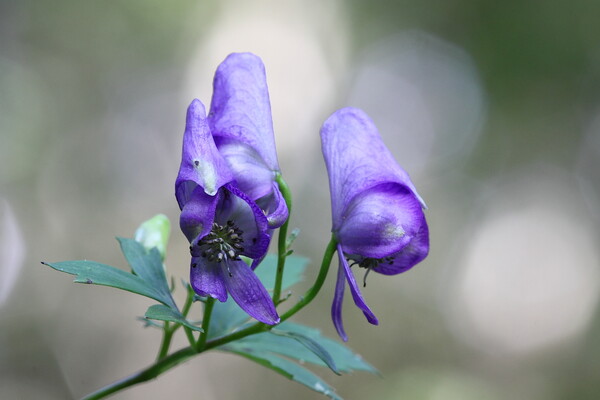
137, 316, 163, 329
43, 237, 178, 310
221, 345, 342, 400
144, 304, 203, 332
219, 322, 377, 374
257, 254, 309, 290
209, 254, 309, 338
42, 260, 171, 305
280, 322, 378, 374
270, 329, 340, 375
117, 237, 176, 309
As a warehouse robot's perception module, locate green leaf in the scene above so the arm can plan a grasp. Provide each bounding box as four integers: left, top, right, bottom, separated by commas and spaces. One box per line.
209, 254, 309, 338
43, 237, 178, 310
257, 254, 309, 290
137, 316, 163, 329
221, 345, 342, 400
117, 237, 177, 309
220, 322, 377, 374
270, 329, 340, 375
42, 260, 172, 306
144, 304, 203, 332
280, 322, 378, 374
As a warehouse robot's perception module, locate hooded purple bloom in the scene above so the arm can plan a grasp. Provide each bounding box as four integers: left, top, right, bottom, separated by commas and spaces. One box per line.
208, 53, 288, 229
321, 107, 429, 341
176, 99, 279, 325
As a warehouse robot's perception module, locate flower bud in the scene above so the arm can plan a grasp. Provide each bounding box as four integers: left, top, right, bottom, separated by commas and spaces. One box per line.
134, 214, 171, 261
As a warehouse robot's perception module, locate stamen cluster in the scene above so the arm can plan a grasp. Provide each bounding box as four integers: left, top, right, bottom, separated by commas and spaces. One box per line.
198, 221, 244, 263
349, 256, 396, 287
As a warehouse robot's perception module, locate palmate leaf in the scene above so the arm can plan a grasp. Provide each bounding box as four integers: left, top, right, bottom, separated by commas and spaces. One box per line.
221, 322, 377, 375
209, 254, 309, 338
211, 252, 376, 398
270, 329, 341, 375
42, 259, 174, 306
220, 323, 377, 399
43, 238, 178, 310
221, 345, 342, 400
117, 237, 177, 309
144, 304, 203, 332
277, 322, 378, 374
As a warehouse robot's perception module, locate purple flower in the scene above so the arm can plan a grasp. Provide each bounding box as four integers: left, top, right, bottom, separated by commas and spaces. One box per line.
208, 53, 288, 229
176, 99, 279, 325
321, 108, 429, 341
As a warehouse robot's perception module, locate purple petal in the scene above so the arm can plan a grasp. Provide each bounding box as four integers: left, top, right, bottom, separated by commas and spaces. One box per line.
175, 99, 234, 207
339, 244, 379, 325
216, 183, 270, 259
209, 53, 280, 172
222, 259, 280, 325
216, 138, 274, 200
180, 186, 219, 244
374, 219, 429, 275
190, 257, 227, 302
331, 254, 348, 341
320, 108, 426, 231
256, 182, 289, 229
337, 182, 425, 259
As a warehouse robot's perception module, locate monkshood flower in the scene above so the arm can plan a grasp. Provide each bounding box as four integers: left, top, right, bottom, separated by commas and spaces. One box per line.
208, 53, 288, 229
321, 108, 429, 341
175, 99, 279, 325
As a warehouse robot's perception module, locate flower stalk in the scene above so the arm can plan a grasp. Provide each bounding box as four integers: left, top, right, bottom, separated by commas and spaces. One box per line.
272, 173, 292, 305
196, 297, 215, 351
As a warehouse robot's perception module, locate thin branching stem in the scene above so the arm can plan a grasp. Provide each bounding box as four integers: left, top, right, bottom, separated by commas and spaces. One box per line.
272, 174, 292, 305
81, 221, 338, 399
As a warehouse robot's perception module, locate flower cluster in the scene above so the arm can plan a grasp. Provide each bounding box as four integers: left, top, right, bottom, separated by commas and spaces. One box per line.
176, 53, 429, 338
175, 53, 287, 325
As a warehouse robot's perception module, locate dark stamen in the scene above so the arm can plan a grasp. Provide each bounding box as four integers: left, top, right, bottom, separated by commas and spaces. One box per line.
363, 267, 372, 287
197, 221, 245, 264
348, 256, 396, 287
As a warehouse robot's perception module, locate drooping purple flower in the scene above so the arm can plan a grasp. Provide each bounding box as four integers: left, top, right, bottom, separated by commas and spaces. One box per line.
208, 52, 288, 229
176, 99, 279, 325
321, 107, 429, 341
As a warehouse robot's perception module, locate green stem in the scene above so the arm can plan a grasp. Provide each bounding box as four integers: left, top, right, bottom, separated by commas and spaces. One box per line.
157, 285, 198, 356
181, 287, 197, 346
272, 174, 292, 305
81, 236, 337, 399
156, 322, 173, 361
280, 235, 337, 322
181, 286, 194, 318
81, 346, 198, 400
196, 297, 215, 350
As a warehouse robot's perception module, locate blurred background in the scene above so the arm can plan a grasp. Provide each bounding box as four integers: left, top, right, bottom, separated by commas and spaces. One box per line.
2, 0, 600, 399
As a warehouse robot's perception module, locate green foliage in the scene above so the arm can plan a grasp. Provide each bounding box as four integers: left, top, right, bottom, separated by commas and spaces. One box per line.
117, 237, 176, 309
144, 304, 203, 332
269, 329, 341, 375
42, 258, 174, 306
222, 345, 342, 400
213, 254, 377, 400
233, 322, 377, 374
44, 231, 376, 400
